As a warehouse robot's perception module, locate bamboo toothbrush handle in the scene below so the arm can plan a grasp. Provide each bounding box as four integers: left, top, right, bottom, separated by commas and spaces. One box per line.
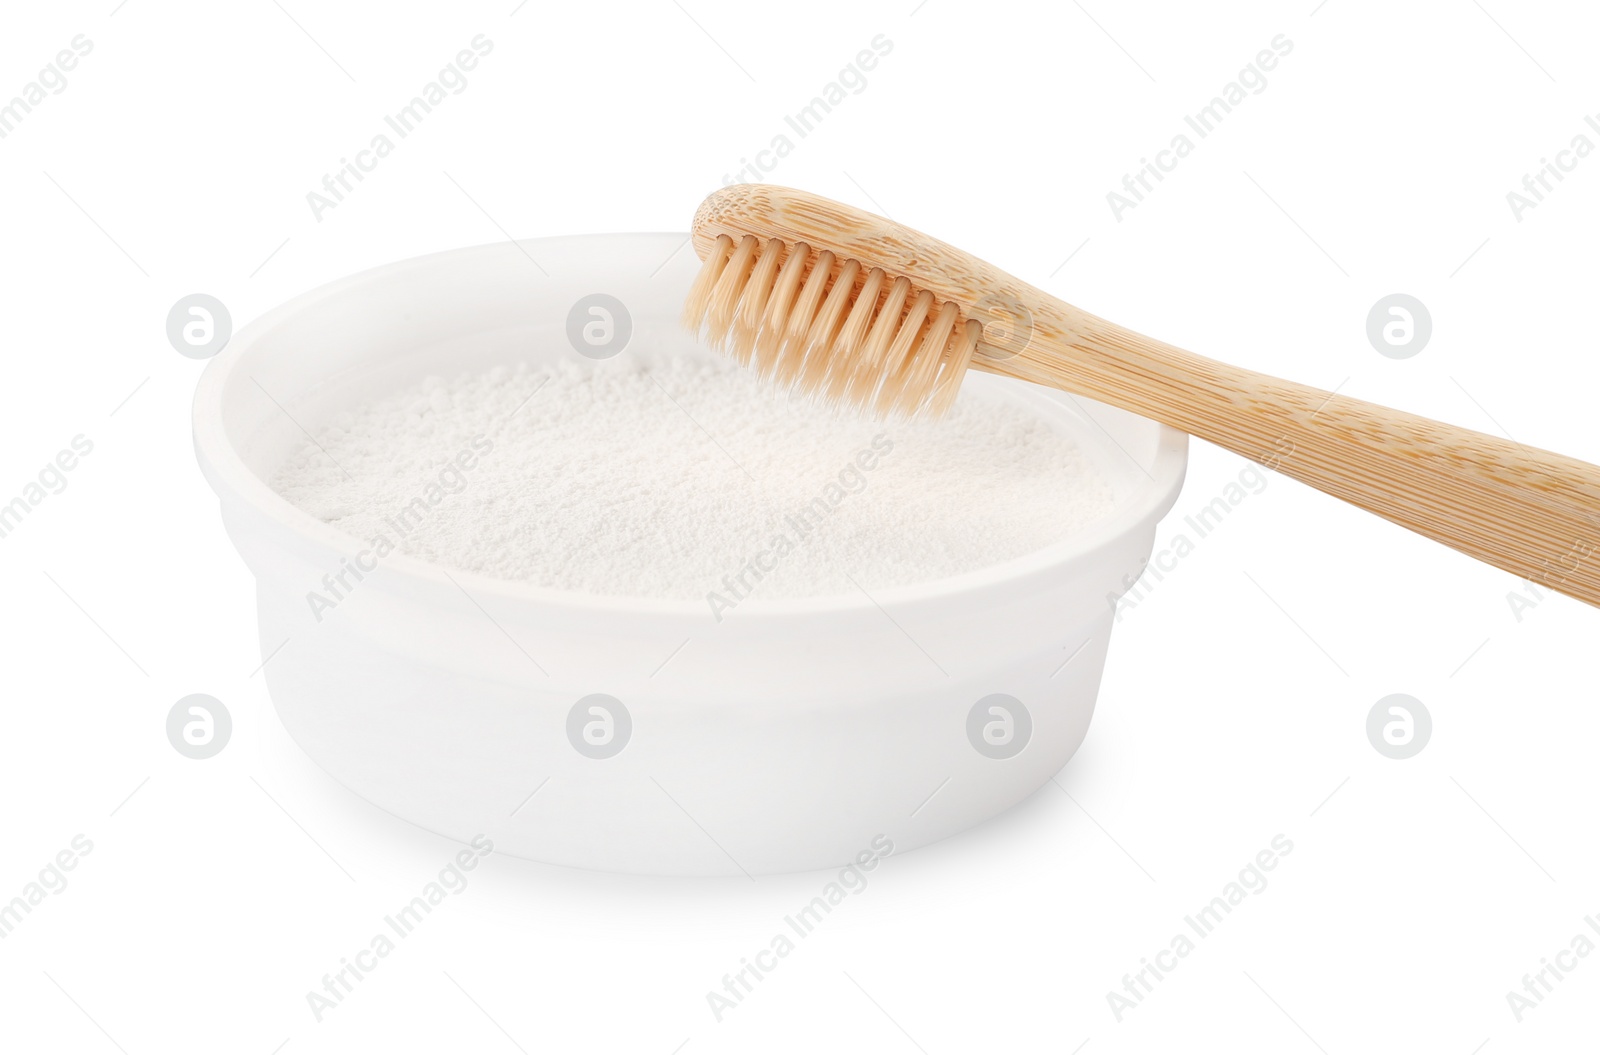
978, 304, 1600, 607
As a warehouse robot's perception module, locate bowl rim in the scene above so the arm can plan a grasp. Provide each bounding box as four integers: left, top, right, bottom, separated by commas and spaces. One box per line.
193, 232, 1189, 619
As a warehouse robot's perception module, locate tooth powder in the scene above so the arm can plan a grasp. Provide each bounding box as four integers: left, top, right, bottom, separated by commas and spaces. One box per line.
272, 355, 1115, 614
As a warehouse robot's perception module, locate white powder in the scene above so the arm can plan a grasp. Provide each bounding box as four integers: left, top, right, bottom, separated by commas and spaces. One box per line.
271, 356, 1116, 602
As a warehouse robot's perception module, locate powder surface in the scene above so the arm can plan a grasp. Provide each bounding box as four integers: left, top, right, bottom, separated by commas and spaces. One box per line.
271, 356, 1116, 602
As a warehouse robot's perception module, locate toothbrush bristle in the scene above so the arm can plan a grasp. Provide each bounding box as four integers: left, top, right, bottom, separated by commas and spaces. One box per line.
682, 237, 980, 417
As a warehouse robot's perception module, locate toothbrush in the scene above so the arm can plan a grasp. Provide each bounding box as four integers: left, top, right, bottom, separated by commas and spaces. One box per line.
682, 184, 1600, 608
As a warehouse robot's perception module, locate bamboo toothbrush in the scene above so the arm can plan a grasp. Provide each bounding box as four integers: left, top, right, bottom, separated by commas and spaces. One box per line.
682, 183, 1600, 608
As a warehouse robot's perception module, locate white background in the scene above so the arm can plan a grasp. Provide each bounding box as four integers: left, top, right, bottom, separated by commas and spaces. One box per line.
2, 0, 1598, 1051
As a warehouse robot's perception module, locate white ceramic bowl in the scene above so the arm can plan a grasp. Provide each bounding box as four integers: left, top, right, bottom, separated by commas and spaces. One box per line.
193, 233, 1186, 876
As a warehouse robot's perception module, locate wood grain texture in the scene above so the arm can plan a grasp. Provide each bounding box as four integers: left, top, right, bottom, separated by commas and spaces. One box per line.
691, 184, 1600, 608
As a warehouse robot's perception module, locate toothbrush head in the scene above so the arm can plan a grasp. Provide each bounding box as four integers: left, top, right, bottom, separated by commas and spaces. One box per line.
683, 184, 1034, 417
